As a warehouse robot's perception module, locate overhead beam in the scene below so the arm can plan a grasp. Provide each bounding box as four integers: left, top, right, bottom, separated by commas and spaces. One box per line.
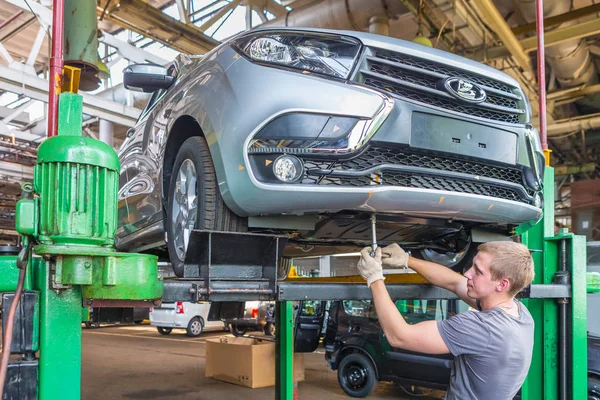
471, 0, 531, 73
554, 163, 596, 176
99, 0, 220, 55
482, 19, 600, 61
547, 84, 600, 105
547, 113, 600, 137
198, 0, 242, 32
511, 3, 600, 36
0, 65, 141, 127
99, 32, 169, 65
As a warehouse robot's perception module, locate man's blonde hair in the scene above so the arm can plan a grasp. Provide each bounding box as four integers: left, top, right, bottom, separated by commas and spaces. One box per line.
477, 241, 535, 296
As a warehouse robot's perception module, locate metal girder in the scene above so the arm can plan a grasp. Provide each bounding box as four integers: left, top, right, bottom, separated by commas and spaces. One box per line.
483, 18, 600, 61
547, 84, 600, 106
0, 161, 33, 182
162, 278, 572, 302
547, 113, 600, 137
471, 0, 531, 72
554, 163, 596, 176
98, 32, 169, 66
511, 3, 600, 36
98, 0, 220, 55
0, 65, 141, 127
198, 0, 242, 32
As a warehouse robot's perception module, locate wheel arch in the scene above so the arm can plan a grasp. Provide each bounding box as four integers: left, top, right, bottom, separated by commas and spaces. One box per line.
163, 115, 205, 208
336, 345, 379, 380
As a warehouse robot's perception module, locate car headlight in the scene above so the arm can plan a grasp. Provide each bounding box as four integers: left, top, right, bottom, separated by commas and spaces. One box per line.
233, 32, 362, 79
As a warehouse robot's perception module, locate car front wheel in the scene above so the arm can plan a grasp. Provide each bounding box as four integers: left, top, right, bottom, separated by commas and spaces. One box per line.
166, 136, 247, 277
337, 353, 377, 398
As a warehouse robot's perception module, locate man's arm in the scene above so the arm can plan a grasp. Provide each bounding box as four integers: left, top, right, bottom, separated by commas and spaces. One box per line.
407, 257, 476, 308
370, 280, 450, 354
382, 244, 477, 309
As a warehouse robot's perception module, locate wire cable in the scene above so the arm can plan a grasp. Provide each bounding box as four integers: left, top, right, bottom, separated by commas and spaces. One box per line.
0, 266, 27, 399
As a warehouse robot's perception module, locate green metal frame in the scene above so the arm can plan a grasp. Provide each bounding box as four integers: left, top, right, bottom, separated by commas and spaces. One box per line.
275, 301, 294, 400
521, 166, 588, 399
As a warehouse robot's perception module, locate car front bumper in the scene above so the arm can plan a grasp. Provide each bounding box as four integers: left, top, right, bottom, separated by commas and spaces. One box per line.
207, 44, 543, 226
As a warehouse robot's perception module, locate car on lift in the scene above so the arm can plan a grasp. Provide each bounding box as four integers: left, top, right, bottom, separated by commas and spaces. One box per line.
116, 27, 544, 277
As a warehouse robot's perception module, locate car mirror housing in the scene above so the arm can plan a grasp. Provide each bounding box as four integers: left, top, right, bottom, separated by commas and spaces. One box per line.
123, 63, 175, 93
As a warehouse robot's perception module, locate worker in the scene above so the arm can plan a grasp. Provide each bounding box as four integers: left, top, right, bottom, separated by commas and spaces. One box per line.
357, 241, 534, 400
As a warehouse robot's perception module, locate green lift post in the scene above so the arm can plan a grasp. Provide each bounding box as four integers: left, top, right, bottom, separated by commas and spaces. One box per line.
0, 83, 162, 399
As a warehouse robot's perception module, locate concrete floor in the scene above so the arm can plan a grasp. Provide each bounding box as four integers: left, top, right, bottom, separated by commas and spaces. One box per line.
81, 324, 441, 400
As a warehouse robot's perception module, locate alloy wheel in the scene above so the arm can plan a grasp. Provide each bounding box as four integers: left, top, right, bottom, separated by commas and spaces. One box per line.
171, 159, 198, 261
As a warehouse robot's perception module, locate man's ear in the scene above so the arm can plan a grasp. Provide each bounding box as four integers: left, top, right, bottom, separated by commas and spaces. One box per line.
496, 278, 511, 293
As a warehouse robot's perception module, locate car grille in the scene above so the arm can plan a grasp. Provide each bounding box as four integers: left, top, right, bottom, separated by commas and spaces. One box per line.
358, 49, 526, 125
300, 147, 529, 204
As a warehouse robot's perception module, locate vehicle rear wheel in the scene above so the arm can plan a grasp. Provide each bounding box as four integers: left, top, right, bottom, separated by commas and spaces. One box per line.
157, 327, 172, 335
264, 322, 275, 336
231, 324, 248, 337
337, 353, 377, 398
166, 136, 247, 277
186, 317, 204, 337
589, 376, 600, 399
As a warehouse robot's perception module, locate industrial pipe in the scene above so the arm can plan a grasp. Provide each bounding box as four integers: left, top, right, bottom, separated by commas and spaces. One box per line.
47, 0, 64, 138
260, 0, 406, 31
547, 114, 600, 136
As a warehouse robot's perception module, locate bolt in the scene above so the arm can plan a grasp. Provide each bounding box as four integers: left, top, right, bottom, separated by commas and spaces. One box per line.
43, 254, 52, 261
54, 290, 60, 296
153, 300, 161, 306
85, 299, 93, 305
84, 262, 91, 269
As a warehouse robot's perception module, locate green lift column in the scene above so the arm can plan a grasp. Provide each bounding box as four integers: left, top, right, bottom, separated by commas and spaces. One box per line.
6, 87, 163, 400
521, 165, 588, 400
275, 301, 294, 400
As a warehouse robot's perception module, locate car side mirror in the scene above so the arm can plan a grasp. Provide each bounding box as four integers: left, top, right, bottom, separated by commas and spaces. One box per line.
123, 64, 175, 93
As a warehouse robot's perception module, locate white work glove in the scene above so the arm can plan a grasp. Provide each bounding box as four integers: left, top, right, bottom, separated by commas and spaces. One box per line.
358, 247, 384, 287
381, 243, 409, 268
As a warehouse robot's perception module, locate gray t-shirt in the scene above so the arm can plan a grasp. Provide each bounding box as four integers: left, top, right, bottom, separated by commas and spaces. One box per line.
437, 301, 534, 400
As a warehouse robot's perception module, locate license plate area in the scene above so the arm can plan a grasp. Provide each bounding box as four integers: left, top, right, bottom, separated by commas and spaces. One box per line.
411, 112, 517, 165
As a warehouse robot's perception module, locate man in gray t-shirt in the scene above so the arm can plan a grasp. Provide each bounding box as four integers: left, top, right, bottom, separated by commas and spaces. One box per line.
357, 241, 535, 399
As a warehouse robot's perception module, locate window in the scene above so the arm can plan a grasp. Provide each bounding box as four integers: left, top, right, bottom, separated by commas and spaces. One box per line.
342, 300, 377, 319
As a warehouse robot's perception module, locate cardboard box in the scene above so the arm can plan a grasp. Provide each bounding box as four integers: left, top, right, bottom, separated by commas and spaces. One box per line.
205, 336, 305, 388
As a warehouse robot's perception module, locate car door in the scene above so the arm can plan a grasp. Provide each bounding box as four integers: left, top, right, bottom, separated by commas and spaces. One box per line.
117, 87, 169, 237
294, 301, 327, 353
384, 299, 454, 386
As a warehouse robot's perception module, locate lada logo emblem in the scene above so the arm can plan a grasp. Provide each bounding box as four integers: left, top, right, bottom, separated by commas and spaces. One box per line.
443, 77, 487, 103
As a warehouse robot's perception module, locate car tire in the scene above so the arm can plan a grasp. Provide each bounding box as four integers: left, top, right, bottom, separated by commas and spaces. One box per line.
166, 136, 247, 277
589, 376, 600, 399
264, 322, 275, 336
186, 317, 204, 337
337, 353, 377, 398
157, 327, 172, 335
231, 324, 248, 337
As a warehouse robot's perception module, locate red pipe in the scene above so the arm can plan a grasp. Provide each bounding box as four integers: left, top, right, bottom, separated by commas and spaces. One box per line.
47, 0, 64, 138
535, 0, 547, 151
0, 11, 24, 31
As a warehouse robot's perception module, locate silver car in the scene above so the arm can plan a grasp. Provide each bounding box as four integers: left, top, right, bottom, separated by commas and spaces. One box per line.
116, 27, 544, 277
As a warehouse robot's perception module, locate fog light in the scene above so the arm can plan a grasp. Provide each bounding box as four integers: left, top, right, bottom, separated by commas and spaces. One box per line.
273, 155, 303, 183
533, 192, 542, 208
